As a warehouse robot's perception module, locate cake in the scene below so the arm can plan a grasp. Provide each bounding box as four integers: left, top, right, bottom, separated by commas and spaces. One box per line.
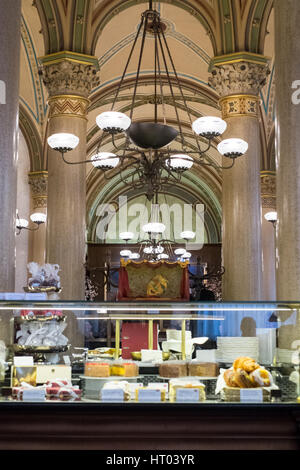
84, 362, 110, 377
169, 378, 206, 402
159, 361, 187, 378
110, 362, 139, 377
188, 362, 219, 377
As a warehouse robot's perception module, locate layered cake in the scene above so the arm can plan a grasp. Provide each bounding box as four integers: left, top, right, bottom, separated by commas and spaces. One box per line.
110, 362, 139, 377
159, 361, 187, 378
188, 362, 219, 377
169, 378, 206, 402
84, 362, 110, 377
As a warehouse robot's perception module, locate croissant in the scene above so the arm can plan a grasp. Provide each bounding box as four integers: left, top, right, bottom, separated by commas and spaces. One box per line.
233, 368, 256, 388
223, 369, 239, 388
233, 356, 259, 373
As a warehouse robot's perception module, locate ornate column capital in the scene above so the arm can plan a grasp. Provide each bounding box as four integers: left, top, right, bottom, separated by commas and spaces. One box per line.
28, 171, 48, 210
260, 171, 276, 209
208, 52, 270, 118
39, 51, 100, 99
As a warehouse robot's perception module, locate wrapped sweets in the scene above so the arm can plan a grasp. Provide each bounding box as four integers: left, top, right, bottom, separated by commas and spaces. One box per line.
220, 356, 273, 389
84, 362, 110, 377
16, 320, 68, 347
110, 362, 139, 377
169, 379, 206, 402
13, 380, 82, 402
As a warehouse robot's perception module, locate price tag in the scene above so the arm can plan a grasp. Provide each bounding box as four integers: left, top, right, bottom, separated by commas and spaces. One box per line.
22, 388, 46, 402
240, 388, 263, 403
101, 389, 124, 402
176, 388, 199, 402
138, 389, 161, 402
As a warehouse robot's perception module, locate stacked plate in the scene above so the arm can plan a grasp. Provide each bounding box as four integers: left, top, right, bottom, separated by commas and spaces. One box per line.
216, 337, 259, 363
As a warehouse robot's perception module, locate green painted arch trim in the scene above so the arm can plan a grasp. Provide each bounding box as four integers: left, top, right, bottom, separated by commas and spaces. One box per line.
19, 103, 44, 172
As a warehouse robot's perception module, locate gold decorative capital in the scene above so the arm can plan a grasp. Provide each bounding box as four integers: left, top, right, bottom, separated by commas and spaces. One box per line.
48, 94, 90, 120
28, 171, 48, 209
219, 94, 260, 119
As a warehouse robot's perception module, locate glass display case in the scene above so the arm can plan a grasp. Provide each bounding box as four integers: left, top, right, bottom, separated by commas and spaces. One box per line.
0, 299, 300, 406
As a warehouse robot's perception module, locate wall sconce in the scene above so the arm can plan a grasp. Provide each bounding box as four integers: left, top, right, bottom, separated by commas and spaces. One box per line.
16, 211, 47, 235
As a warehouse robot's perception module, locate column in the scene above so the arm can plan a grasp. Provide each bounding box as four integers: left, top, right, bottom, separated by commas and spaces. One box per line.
209, 53, 269, 300
0, 0, 21, 292
274, 0, 300, 348
40, 52, 99, 300
28, 171, 48, 266
260, 171, 276, 300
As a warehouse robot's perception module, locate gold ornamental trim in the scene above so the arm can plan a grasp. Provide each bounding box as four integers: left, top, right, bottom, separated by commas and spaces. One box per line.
48, 94, 90, 120
219, 94, 261, 119
120, 258, 189, 268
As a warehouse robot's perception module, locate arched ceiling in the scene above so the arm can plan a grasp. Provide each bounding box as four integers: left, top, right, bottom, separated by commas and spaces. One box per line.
20, 0, 275, 240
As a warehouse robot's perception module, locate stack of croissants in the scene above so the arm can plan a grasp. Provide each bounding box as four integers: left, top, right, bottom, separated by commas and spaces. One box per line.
223, 356, 273, 388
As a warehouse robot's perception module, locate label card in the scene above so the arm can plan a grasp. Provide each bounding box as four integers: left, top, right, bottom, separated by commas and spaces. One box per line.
240, 388, 263, 403
176, 388, 199, 402
138, 389, 161, 402
22, 389, 46, 402
101, 389, 124, 402
14, 356, 34, 367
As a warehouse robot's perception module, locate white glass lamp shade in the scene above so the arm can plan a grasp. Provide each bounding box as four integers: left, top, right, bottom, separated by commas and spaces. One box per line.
120, 231, 134, 241
180, 231, 195, 240
96, 111, 131, 133
47, 133, 79, 151
157, 253, 169, 260
120, 249, 132, 257
143, 246, 164, 254
130, 253, 140, 260
16, 218, 28, 229
192, 116, 227, 137
217, 138, 248, 158
30, 212, 47, 224
264, 211, 277, 222
168, 154, 193, 171
91, 152, 120, 169
142, 222, 166, 234
174, 248, 186, 256
182, 251, 192, 259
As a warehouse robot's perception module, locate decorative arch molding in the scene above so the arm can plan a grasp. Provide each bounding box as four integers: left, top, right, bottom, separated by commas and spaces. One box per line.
19, 102, 44, 172
34, 0, 64, 54
90, 0, 217, 56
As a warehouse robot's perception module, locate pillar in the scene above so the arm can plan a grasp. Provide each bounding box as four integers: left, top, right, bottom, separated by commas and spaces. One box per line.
0, 0, 21, 292
274, 0, 300, 348
260, 171, 276, 300
28, 171, 48, 266
209, 53, 269, 301
40, 52, 99, 300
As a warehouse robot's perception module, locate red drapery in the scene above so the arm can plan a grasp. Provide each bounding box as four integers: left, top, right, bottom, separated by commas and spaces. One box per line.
117, 259, 190, 301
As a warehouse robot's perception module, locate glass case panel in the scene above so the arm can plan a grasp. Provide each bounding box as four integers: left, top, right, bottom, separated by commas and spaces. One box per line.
0, 300, 299, 405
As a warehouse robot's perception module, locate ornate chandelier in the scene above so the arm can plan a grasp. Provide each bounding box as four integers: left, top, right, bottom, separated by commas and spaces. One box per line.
47, 1, 248, 200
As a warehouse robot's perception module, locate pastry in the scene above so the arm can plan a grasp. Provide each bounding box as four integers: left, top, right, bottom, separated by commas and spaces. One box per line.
233, 356, 259, 373
169, 379, 206, 402
223, 369, 239, 388
250, 367, 273, 387
84, 362, 110, 377
233, 368, 254, 388
159, 362, 187, 378
188, 362, 219, 377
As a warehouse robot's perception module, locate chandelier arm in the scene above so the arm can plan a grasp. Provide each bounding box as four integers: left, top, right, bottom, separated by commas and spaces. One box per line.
159, 25, 203, 153
157, 28, 186, 150
129, 11, 149, 120
60, 151, 97, 166
111, 133, 141, 156
110, 15, 145, 111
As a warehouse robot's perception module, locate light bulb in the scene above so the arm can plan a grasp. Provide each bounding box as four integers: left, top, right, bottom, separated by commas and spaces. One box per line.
217, 138, 248, 158
142, 222, 166, 234
264, 211, 277, 222
174, 248, 186, 256
16, 218, 28, 229
91, 152, 119, 169
130, 253, 140, 259
182, 251, 192, 259
168, 154, 193, 171
120, 249, 132, 257
30, 212, 47, 224
47, 133, 79, 151
120, 231, 134, 241
157, 253, 169, 260
192, 116, 227, 137
96, 111, 131, 133
180, 231, 195, 240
